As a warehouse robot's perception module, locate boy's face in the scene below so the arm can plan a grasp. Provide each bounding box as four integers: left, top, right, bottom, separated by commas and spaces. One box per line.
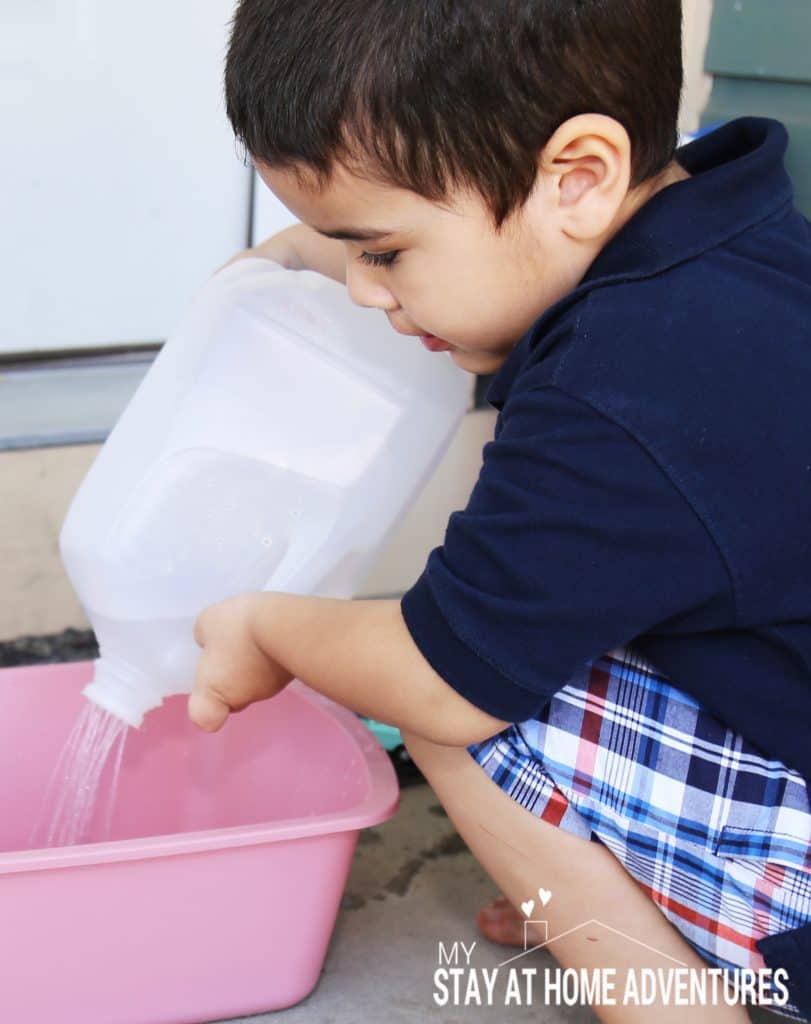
255, 159, 595, 375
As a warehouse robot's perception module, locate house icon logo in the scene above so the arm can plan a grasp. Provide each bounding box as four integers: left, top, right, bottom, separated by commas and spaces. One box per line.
433, 902, 793, 1012
496, 915, 689, 969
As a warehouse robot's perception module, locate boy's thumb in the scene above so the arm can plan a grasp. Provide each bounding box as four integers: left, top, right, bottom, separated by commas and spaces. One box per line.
188, 689, 230, 732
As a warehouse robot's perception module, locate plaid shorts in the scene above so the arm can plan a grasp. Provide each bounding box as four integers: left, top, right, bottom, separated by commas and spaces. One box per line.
467, 645, 811, 1021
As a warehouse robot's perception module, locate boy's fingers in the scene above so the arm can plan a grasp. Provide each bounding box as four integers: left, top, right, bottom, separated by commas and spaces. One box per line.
192, 610, 209, 647
188, 688, 230, 732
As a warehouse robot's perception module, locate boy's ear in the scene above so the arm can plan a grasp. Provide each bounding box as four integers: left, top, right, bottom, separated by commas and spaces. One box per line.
537, 114, 632, 241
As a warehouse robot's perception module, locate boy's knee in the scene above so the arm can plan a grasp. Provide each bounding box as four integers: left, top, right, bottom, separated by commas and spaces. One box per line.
399, 727, 431, 761
400, 728, 471, 776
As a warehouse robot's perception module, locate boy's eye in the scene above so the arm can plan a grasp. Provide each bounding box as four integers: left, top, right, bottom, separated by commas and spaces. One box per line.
358, 249, 400, 268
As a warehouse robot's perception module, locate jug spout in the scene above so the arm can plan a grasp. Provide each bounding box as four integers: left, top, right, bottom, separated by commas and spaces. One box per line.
83, 655, 164, 729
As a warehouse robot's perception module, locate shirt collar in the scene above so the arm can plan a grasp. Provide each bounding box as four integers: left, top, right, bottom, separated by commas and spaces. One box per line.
486, 117, 793, 410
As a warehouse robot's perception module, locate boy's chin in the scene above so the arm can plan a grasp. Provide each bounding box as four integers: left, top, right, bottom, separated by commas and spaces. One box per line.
450, 348, 508, 375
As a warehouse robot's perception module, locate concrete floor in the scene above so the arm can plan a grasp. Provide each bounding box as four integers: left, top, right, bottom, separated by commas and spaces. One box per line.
223, 782, 785, 1024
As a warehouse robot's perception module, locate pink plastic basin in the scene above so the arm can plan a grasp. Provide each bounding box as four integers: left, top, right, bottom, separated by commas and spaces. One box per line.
0, 661, 399, 1024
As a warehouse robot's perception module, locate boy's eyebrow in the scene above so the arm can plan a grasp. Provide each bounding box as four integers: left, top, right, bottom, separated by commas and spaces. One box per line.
313, 225, 397, 242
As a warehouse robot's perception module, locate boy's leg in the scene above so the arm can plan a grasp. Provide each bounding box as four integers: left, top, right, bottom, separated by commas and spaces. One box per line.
401, 729, 751, 1024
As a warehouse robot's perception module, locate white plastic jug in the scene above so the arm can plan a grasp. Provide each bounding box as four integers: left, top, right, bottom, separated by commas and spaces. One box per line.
60, 257, 470, 728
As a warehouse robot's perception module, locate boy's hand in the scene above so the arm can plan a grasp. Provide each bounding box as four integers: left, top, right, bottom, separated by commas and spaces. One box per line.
215, 224, 347, 283
188, 593, 294, 733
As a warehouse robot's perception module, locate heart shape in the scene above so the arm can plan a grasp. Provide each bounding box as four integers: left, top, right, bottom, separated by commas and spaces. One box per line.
538, 888, 552, 907
520, 899, 535, 918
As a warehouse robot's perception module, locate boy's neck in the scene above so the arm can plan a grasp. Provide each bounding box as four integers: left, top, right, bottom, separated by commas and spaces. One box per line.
612, 158, 691, 242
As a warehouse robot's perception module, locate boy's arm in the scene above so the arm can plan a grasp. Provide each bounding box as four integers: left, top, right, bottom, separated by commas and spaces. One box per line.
191, 591, 511, 747
202, 231, 502, 743
219, 223, 347, 282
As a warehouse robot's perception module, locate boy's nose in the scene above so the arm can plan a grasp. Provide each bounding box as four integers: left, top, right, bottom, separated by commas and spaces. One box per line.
345, 264, 399, 312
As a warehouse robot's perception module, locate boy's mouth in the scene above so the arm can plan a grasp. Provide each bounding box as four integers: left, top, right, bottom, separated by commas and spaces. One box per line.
389, 319, 454, 353
420, 334, 453, 353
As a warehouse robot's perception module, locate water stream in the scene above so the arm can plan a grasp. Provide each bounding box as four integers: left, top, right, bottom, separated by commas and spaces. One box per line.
29, 700, 129, 849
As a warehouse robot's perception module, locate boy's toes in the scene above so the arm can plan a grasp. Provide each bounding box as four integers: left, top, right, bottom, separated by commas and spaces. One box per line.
476, 895, 542, 947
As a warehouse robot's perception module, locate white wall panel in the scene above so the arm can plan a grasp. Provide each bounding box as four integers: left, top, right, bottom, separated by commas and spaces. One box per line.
252, 172, 300, 244
0, 0, 249, 354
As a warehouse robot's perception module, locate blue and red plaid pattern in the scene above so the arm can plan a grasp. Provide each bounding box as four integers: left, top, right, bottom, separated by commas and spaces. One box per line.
467, 645, 811, 1021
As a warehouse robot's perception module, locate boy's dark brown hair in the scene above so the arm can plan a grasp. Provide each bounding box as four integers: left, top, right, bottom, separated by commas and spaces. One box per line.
225, 0, 683, 228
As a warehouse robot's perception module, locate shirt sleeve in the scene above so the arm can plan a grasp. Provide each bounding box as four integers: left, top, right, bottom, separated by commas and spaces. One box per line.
400, 385, 733, 722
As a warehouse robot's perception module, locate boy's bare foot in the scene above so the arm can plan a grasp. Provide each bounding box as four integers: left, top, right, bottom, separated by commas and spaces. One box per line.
476, 895, 543, 947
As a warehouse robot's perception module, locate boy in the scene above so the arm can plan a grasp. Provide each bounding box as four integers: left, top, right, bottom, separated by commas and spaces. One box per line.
190, 1, 811, 1019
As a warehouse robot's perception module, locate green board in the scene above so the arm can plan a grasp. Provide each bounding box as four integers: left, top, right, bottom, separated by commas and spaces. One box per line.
702, 0, 811, 219
705, 0, 811, 82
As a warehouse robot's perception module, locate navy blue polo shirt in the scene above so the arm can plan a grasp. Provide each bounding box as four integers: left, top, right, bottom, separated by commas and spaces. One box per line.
401, 117, 811, 790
